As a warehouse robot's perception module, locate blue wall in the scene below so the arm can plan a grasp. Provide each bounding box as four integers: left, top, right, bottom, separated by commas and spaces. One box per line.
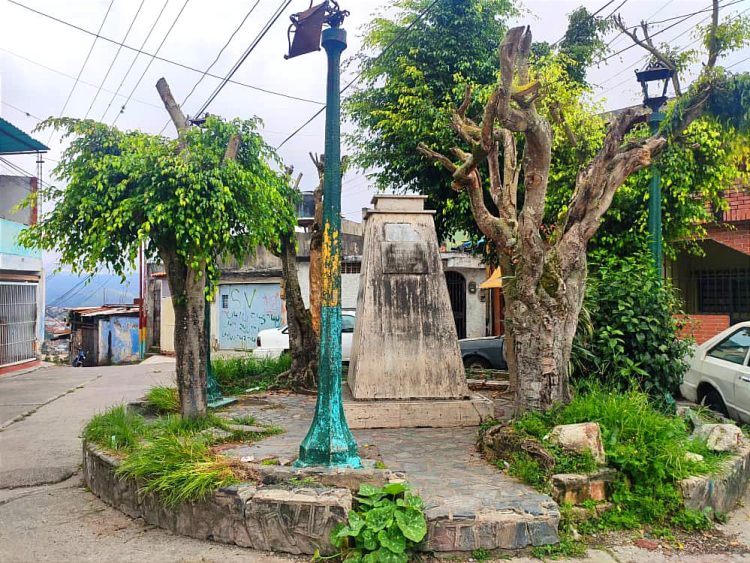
97, 315, 140, 364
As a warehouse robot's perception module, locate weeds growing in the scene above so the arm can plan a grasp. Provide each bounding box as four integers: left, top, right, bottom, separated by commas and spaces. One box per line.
83, 405, 146, 451
144, 386, 180, 414
212, 354, 291, 394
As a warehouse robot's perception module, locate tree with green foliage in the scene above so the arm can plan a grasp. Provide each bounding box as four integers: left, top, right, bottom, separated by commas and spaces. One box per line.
21, 79, 295, 418
346, 0, 518, 239
417, 1, 749, 412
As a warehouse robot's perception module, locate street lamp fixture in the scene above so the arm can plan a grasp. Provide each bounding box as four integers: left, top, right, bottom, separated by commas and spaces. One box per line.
286, 1, 361, 469
635, 61, 675, 276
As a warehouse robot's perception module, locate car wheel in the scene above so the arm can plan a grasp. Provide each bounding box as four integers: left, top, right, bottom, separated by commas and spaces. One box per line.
701, 387, 729, 417
464, 356, 491, 370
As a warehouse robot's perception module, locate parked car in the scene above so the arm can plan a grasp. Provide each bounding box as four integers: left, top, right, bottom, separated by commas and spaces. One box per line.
680, 322, 750, 422
459, 335, 507, 371
254, 311, 357, 361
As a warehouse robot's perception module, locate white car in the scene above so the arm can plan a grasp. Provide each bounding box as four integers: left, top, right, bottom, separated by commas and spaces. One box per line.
254, 311, 357, 361
680, 322, 750, 422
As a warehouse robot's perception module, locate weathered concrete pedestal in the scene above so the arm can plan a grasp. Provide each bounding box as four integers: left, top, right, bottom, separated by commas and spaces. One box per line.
345, 195, 493, 428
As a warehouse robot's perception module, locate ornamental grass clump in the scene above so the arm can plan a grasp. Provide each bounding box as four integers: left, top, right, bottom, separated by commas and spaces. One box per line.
117, 433, 238, 507
83, 405, 147, 452
144, 385, 180, 414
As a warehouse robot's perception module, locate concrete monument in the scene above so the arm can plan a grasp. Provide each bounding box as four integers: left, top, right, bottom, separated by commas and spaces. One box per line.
344, 195, 492, 428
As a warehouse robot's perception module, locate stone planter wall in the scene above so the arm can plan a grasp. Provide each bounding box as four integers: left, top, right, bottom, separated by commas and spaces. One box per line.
83, 442, 351, 555
680, 442, 750, 515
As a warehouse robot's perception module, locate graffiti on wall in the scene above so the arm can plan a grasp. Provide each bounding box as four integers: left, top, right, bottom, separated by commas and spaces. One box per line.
218, 283, 282, 350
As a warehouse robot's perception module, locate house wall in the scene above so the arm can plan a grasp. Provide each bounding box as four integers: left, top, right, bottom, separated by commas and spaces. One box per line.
676, 314, 731, 344
160, 279, 176, 354
296, 262, 360, 310
96, 315, 140, 364
442, 254, 489, 339
705, 221, 750, 256
0, 175, 34, 225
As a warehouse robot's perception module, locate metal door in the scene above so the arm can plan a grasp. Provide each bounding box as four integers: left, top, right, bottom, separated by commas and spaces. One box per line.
445, 271, 466, 339
218, 283, 282, 350
0, 282, 37, 366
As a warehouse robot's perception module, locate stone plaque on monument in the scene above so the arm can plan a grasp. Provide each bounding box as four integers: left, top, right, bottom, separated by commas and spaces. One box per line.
344, 195, 492, 428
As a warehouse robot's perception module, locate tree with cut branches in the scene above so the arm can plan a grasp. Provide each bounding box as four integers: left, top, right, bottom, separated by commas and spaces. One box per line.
418, 1, 749, 412
22, 79, 296, 418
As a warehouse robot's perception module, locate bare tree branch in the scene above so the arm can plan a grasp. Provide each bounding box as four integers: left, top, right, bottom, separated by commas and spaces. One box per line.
156, 78, 189, 134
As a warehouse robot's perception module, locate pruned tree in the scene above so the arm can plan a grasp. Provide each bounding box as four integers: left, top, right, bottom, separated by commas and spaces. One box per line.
308, 152, 326, 336
418, 1, 748, 412
22, 79, 295, 418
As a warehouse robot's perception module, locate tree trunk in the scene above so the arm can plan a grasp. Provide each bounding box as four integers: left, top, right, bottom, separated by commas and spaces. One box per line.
161, 245, 207, 418
278, 232, 318, 390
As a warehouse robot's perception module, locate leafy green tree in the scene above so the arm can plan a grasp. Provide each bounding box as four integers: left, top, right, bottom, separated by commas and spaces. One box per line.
417, 4, 749, 412
346, 0, 517, 239
22, 80, 295, 418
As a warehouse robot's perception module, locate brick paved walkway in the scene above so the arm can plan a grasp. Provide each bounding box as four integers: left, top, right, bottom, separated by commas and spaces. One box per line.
223, 392, 559, 550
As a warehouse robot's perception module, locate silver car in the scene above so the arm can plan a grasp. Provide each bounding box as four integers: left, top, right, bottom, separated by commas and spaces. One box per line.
680, 322, 750, 421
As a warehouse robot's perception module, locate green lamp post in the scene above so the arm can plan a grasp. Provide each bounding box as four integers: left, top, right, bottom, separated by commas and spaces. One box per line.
285, 0, 361, 468
635, 62, 675, 276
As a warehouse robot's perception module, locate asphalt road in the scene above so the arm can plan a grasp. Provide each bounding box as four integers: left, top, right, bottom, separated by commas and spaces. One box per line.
2, 360, 750, 563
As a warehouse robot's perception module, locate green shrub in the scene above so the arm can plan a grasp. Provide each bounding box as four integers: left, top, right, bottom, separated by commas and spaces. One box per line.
212, 354, 291, 394
503, 386, 726, 533
83, 405, 146, 451
117, 433, 238, 506
323, 483, 428, 563
572, 252, 692, 408
144, 386, 180, 414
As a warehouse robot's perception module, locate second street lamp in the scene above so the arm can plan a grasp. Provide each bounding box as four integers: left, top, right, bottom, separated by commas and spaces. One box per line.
285, 0, 361, 469
635, 61, 674, 277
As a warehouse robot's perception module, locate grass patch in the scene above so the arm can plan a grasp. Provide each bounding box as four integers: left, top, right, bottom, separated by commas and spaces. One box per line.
117, 433, 238, 506
83, 404, 284, 506
485, 386, 730, 542
144, 386, 179, 414
230, 414, 257, 426
212, 354, 291, 394
83, 405, 147, 451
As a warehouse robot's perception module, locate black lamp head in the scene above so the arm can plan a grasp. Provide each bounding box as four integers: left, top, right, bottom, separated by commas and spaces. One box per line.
635, 61, 674, 113
284, 1, 349, 59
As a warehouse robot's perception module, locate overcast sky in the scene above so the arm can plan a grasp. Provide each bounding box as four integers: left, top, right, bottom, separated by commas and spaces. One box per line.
1, 0, 748, 246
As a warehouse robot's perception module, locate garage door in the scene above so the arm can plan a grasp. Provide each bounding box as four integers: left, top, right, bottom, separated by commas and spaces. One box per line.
218, 283, 282, 350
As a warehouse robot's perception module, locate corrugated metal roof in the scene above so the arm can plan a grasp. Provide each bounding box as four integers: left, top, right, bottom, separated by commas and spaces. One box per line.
69, 305, 139, 317
0, 117, 49, 155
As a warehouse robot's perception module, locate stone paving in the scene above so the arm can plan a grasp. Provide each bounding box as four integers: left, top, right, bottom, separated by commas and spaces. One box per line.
222, 392, 560, 551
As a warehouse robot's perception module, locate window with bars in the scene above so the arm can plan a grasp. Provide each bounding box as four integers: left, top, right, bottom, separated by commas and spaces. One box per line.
694, 269, 750, 324
0, 282, 37, 367
342, 261, 361, 274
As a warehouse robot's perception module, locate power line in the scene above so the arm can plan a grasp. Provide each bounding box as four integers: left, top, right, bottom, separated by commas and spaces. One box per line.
550, 0, 623, 49
51, 0, 115, 141
727, 53, 750, 68
1, 100, 43, 122
99, 0, 171, 122
192, 0, 293, 119
84, 0, 147, 119
158, 0, 261, 135
112, 0, 193, 126
277, 0, 444, 150
7, 0, 323, 109
0, 46, 165, 113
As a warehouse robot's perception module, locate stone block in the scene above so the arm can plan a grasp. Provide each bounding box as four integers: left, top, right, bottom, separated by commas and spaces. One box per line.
253, 461, 397, 491
680, 442, 750, 514
693, 424, 744, 452
548, 422, 606, 464
551, 469, 618, 505
243, 487, 352, 555
344, 392, 493, 429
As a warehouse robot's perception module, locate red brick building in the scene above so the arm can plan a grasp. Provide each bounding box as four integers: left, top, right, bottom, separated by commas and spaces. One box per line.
668, 184, 750, 343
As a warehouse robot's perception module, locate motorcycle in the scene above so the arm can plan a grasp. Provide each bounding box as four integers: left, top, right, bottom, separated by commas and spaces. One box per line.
72, 349, 86, 367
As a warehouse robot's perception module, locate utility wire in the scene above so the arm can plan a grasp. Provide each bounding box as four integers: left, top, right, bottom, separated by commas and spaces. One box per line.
0, 46, 165, 112
727, 53, 750, 68
192, 0, 293, 119
50, 0, 115, 142
112, 0, 192, 126
277, 0, 444, 150
7, 0, 323, 108
1, 100, 43, 122
100, 0, 171, 121
84, 0, 146, 119
158, 0, 261, 135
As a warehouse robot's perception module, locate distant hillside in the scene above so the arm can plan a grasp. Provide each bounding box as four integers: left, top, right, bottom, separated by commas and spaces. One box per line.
45, 271, 138, 308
